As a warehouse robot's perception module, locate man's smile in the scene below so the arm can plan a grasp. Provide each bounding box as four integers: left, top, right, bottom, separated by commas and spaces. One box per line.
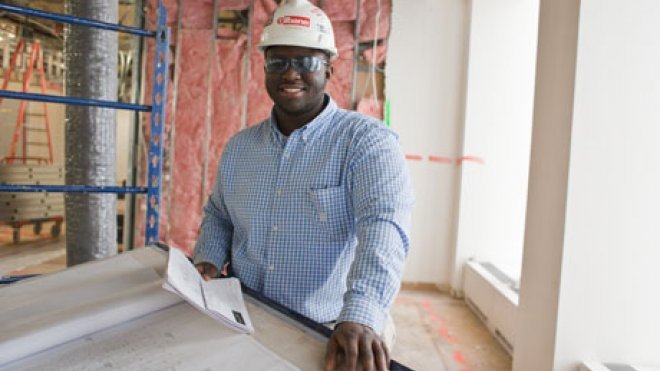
279, 85, 306, 98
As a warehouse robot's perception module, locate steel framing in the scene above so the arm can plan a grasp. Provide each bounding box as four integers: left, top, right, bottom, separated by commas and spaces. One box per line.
0, 1, 170, 245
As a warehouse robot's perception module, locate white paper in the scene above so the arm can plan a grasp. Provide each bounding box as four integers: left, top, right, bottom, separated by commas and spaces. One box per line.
162, 246, 205, 309
0, 302, 298, 371
162, 247, 254, 333
0, 250, 182, 367
203, 278, 255, 332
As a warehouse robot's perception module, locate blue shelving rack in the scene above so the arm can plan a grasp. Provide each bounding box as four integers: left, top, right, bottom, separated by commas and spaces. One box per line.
0, 2, 170, 245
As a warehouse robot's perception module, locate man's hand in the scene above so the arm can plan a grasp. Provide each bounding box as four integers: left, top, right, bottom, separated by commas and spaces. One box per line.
195, 262, 219, 281
325, 321, 390, 371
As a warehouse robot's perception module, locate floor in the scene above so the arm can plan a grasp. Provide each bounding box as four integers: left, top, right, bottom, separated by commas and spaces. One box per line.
0, 224, 66, 276
391, 288, 511, 371
0, 234, 512, 371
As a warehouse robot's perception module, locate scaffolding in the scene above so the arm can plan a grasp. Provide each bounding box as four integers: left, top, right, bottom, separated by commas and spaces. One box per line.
0, 1, 170, 245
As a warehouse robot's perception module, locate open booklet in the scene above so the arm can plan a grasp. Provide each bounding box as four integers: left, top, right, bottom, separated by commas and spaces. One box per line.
162, 247, 254, 334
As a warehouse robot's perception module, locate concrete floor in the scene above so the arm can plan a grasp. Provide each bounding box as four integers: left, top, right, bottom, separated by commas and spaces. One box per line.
391, 288, 511, 371
0, 225, 66, 276
0, 235, 512, 371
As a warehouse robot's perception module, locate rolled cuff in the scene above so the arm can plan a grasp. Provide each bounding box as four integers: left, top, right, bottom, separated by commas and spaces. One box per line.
192, 241, 227, 272
337, 293, 388, 334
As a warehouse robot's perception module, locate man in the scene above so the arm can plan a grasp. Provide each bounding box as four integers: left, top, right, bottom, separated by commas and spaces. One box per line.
193, 1, 414, 370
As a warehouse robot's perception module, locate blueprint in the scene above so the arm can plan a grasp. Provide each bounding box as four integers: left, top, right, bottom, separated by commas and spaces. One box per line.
0, 247, 325, 370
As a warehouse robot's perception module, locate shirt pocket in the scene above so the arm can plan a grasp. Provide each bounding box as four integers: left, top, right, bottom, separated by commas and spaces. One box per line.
308, 186, 352, 241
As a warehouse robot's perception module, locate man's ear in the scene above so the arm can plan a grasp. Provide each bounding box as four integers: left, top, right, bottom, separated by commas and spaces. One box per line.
325, 63, 334, 80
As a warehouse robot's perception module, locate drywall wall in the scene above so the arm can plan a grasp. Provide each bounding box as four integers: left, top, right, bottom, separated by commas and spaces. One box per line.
453, 0, 539, 287
386, 0, 470, 284
515, 0, 660, 369
553, 0, 660, 368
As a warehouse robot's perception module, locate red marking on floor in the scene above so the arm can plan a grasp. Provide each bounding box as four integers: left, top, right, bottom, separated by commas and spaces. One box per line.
428, 155, 453, 164
456, 156, 485, 165
453, 350, 468, 365
419, 300, 432, 308
439, 327, 456, 343
427, 312, 441, 322
405, 154, 423, 161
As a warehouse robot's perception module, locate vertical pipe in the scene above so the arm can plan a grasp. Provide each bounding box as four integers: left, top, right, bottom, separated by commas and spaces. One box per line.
349, 0, 361, 109
125, 0, 146, 251
201, 0, 220, 209
64, 0, 118, 265
165, 0, 184, 243
240, 0, 254, 130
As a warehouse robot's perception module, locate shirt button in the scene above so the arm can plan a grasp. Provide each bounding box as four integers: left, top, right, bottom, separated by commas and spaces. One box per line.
268, 265, 275, 271
276, 188, 282, 196
272, 225, 278, 231
283, 153, 290, 159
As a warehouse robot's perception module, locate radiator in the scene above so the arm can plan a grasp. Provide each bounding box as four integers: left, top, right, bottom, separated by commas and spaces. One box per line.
580, 361, 660, 371
463, 260, 518, 355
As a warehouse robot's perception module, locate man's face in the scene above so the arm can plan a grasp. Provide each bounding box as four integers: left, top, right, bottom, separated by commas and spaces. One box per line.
265, 46, 332, 118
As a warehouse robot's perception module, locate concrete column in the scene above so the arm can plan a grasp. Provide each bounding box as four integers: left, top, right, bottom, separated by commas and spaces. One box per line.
515, 0, 660, 369
64, 0, 118, 266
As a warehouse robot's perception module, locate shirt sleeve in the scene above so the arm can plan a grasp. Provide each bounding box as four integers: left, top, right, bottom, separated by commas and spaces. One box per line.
192, 150, 234, 271
336, 124, 414, 334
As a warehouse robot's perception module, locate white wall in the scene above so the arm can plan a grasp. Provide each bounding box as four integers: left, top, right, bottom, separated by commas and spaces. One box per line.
554, 0, 660, 368
386, 0, 470, 284
515, 0, 660, 369
453, 0, 539, 287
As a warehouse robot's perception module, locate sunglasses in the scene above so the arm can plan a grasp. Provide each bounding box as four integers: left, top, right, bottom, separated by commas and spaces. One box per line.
265, 56, 329, 74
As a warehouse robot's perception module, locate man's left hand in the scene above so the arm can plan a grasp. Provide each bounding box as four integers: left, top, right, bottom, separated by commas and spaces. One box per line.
324, 321, 389, 371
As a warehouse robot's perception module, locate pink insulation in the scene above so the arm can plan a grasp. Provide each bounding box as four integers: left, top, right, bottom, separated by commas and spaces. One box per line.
357, 97, 383, 119
206, 30, 248, 212
220, 0, 251, 10
182, 0, 215, 29
325, 21, 355, 110
359, 0, 391, 42
324, 0, 359, 21
162, 29, 217, 253
140, 0, 392, 255
245, 0, 278, 127
363, 43, 387, 64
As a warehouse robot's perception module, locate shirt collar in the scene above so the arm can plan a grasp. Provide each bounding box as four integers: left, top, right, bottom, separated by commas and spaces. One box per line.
269, 95, 337, 145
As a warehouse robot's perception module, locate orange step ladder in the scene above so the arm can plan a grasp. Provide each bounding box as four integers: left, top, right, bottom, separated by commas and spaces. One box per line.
0, 39, 54, 165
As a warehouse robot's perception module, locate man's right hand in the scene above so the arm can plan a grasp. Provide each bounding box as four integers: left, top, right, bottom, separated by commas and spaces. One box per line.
195, 262, 219, 281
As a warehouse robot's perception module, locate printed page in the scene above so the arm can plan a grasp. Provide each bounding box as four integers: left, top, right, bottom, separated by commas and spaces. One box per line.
162, 247, 205, 310
202, 277, 255, 333
0, 249, 181, 367
1, 302, 298, 371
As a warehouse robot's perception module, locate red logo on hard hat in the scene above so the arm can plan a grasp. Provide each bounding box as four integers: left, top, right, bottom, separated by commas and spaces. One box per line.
277, 16, 311, 28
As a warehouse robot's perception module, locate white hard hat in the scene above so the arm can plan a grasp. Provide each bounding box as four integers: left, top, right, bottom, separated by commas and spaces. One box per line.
258, 0, 338, 60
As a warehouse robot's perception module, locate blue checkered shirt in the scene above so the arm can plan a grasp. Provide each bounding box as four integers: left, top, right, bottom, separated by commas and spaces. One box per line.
193, 96, 414, 333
